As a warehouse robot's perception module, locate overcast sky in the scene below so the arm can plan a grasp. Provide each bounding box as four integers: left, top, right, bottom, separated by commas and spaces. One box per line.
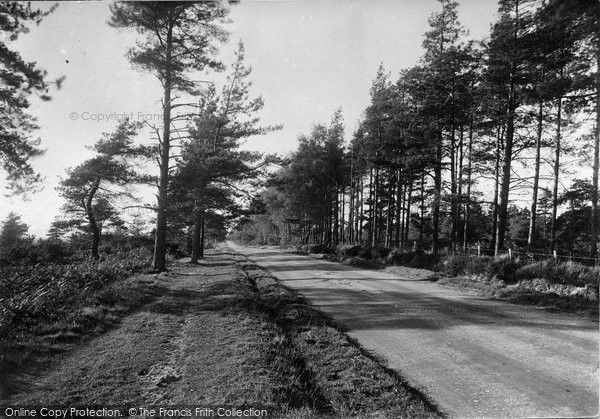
3, 0, 499, 236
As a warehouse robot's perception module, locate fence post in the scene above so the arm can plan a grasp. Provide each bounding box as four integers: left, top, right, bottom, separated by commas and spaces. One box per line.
477, 244, 481, 257
508, 248, 512, 260
553, 250, 557, 260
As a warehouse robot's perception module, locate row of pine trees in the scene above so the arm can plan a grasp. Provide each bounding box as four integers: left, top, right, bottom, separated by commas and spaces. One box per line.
241, 0, 599, 260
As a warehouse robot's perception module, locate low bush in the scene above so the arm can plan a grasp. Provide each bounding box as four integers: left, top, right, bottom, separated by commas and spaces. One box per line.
515, 260, 599, 286
387, 249, 407, 265
465, 255, 493, 276
308, 244, 325, 254
442, 254, 468, 277
335, 244, 362, 258
385, 249, 441, 270
410, 251, 441, 270
442, 254, 496, 277
373, 246, 391, 259
0, 239, 74, 265
358, 246, 375, 260
487, 258, 523, 284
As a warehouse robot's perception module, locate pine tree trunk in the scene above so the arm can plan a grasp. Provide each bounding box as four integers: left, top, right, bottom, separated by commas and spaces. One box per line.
373, 166, 380, 246
456, 125, 464, 247
191, 206, 202, 264
491, 125, 502, 254
151, 23, 173, 272
399, 181, 405, 248
349, 178, 354, 243
591, 44, 600, 259
333, 186, 339, 245
419, 172, 425, 245
494, 0, 520, 258
404, 183, 413, 245
200, 214, 205, 259
358, 176, 364, 243
432, 132, 443, 253
395, 169, 402, 248
340, 188, 345, 244
368, 168, 374, 245
551, 97, 562, 252
527, 100, 544, 250
386, 168, 395, 247
85, 177, 101, 260
450, 124, 457, 248
463, 119, 473, 250
495, 113, 514, 256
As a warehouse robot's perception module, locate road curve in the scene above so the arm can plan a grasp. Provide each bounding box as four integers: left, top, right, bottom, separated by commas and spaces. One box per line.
229, 243, 599, 418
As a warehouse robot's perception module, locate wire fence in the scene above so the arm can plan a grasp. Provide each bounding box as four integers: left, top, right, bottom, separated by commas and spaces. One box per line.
450, 244, 600, 269
296, 240, 600, 269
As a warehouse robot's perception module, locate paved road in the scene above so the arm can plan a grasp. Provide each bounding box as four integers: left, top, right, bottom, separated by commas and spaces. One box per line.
230, 243, 599, 418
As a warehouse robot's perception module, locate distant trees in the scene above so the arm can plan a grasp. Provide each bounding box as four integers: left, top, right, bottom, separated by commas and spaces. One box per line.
0, 212, 29, 249
259, 109, 346, 246
235, 0, 599, 260
110, 1, 229, 271
0, 2, 63, 193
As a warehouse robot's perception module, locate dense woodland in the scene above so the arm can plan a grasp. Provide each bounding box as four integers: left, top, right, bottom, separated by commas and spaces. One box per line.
233, 0, 600, 261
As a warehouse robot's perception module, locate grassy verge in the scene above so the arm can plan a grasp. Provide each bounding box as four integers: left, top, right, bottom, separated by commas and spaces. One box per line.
233, 252, 441, 418
437, 273, 599, 316
293, 244, 599, 317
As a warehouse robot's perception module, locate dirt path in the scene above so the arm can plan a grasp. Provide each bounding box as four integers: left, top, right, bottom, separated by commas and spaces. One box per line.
7, 251, 294, 408
230, 243, 600, 418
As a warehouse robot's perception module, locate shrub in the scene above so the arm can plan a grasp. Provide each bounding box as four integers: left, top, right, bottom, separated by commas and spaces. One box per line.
358, 246, 373, 260
322, 246, 336, 255
167, 242, 188, 258
373, 246, 391, 259
0, 239, 74, 265
297, 244, 309, 253
335, 244, 362, 258
442, 254, 468, 277
487, 258, 522, 284
410, 251, 441, 270
308, 244, 325, 254
515, 261, 548, 281
387, 249, 409, 265
465, 255, 493, 276
441, 254, 494, 277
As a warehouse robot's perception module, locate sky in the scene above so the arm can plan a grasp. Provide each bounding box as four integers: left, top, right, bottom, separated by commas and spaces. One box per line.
2, 0, 499, 237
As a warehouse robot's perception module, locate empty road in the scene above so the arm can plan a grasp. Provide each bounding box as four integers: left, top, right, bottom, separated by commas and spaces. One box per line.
230, 243, 599, 418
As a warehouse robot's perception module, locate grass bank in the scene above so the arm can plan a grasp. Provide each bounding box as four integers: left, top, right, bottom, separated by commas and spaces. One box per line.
293, 244, 599, 316
0, 249, 160, 399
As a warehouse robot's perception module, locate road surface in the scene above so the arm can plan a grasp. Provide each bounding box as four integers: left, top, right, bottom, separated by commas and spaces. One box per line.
230, 243, 599, 418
